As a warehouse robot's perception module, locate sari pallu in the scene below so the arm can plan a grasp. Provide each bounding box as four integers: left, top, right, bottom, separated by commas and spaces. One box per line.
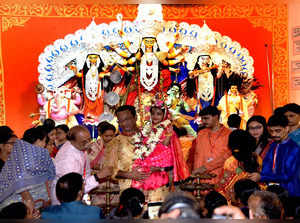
216, 155, 263, 203
0, 140, 55, 209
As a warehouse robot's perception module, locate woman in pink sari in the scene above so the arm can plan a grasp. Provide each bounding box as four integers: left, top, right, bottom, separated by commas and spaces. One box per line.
131, 97, 190, 191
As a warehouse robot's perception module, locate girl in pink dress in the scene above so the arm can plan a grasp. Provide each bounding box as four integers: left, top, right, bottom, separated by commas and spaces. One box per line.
131, 97, 190, 190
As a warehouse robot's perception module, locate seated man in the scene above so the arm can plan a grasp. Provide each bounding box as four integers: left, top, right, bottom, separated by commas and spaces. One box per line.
42, 172, 103, 220
249, 115, 300, 197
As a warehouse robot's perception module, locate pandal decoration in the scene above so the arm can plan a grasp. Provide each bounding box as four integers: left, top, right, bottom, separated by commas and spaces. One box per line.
36, 4, 256, 133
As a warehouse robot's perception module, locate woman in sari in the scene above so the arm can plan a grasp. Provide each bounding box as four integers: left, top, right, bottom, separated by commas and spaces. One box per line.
216, 130, 261, 203
0, 126, 17, 172
131, 96, 190, 194
246, 116, 271, 160
86, 121, 118, 207
0, 140, 55, 215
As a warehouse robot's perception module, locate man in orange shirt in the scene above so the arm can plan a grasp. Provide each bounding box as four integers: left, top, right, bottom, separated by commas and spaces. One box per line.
189, 106, 231, 184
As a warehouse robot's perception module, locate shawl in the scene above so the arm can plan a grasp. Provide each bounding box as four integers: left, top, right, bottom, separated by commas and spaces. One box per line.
0, 140, 55, 203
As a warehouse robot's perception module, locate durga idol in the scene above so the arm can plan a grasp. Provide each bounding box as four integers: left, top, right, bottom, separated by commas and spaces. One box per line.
77, 53, 108, 122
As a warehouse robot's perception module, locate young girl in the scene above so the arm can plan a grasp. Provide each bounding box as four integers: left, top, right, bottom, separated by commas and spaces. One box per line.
131, 97, 189, 191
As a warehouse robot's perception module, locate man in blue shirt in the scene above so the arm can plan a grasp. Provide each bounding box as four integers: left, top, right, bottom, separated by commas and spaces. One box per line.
42, 172, 103, 220
249, 114, 300, 197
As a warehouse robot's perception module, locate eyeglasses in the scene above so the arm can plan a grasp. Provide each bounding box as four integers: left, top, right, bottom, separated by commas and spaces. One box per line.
248, 126, 263, 130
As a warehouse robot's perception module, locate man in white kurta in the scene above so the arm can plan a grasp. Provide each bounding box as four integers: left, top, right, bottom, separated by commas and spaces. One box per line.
51, 125, 105, 205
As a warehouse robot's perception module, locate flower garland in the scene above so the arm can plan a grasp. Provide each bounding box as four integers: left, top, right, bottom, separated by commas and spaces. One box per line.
132, 119, 171, 160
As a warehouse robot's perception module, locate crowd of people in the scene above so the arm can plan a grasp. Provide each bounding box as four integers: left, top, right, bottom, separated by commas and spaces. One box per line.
0, 101, 299, 220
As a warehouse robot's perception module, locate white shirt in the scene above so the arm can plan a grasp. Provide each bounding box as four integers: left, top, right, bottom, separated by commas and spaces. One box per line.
50, 141, 98, 205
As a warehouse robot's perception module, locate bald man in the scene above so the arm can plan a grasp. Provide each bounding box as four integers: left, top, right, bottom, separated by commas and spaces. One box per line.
50, 125, 111, 205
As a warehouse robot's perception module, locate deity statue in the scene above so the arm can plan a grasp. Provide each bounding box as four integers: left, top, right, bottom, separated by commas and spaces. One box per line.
240, 77, 258, 118
215, 60, 242, 106
217, 83, 249, 129
187, 55, 218, 111
165, 83, 197, 137
76, 53, 111, 123
36, 80, 81, 127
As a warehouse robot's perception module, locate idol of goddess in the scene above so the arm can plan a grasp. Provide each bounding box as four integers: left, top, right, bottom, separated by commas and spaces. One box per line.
217, 83, 249, 129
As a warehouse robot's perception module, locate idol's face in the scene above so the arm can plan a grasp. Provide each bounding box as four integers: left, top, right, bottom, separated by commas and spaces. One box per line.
143, 38, 155, 48
199, 56, 210, 66
87, 54, 99, 65
230, 85, 238, 95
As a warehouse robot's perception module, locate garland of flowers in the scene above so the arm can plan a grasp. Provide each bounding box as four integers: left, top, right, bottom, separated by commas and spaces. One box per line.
132, 119, 171, 160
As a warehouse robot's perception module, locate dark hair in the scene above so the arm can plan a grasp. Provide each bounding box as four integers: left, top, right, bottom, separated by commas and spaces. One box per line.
227, 114, 241, 129
228, 130, 259, 172
246, 115, 270, 150
22, 126, 48, 145
97, 121, 116, 135
173, 126, 188, 137
204, 191, 227, 218
273, 106, 286, 116
115, 105, 136, 118
43, 119, 55, 132
0, 202, 27, 219
249, 191, 282, 219
55, 124, 70, 133
234, 179, 260, 206
0, 126, 15, 144
199, 106, 221, 117
268, 115, 288, 127
158, 192, 200, 219
283, 103, 300, 114
150, 106, 165, 116
115, 188, 145, 218
56, 172, 83, 203
266, 185, 289, 217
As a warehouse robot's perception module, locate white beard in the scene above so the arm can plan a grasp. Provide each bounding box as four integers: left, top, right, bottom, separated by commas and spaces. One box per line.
85, 65, 100, 101
140, 52, 159, 91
